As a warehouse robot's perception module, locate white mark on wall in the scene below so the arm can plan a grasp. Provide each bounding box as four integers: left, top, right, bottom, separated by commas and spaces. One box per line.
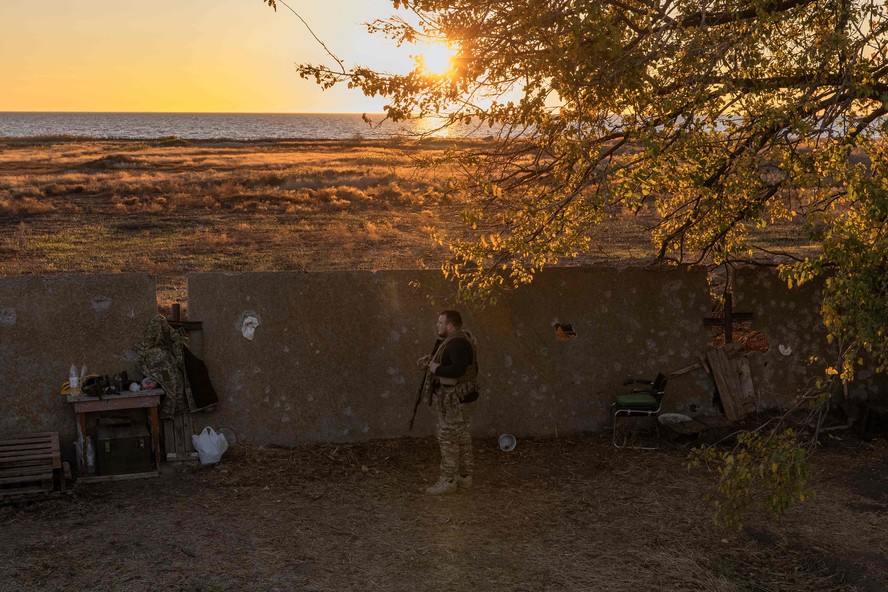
237, 311, 261, 340
390, 330, 401, 342
381, 390, 391, 399
387, 367, 406, 385
778, 344, 793, 356
646, 338, 657, 351
0, 308, 16, 327
307, 394, 315, 402
127, 308, 135, 318
91, 295, 112, 313
361, 424, 370, 433
504, 355, 513, 368
281, 414, 290, 423
343, 406, 353, 416
283, 346, 290, 353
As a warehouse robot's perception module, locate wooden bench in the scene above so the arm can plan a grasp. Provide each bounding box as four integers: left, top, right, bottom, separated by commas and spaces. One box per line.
0, 432, 66, 503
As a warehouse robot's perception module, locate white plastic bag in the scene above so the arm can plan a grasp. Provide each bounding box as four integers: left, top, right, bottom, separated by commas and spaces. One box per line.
192, 426, 229, 465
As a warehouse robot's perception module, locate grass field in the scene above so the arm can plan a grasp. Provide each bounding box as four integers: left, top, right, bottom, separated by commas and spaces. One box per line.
0, 137, 819, 310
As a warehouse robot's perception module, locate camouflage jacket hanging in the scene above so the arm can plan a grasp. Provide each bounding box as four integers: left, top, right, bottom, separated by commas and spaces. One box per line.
136, 315, 196, 417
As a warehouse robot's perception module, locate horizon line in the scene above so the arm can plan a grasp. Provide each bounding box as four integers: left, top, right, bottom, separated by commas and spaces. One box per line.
0, 110, 389, 116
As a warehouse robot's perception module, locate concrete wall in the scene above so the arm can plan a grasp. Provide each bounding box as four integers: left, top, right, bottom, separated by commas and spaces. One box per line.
4, 267, 877, 450
0, 274, 157, 448
188, 268, 716, 444
735, 268, 886, 403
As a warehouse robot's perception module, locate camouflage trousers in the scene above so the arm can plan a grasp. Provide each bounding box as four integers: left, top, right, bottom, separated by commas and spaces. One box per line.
431, 387, 475, 480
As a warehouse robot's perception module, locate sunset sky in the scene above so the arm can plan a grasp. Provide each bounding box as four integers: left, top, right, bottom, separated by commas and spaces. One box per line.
0, 0, 417, 113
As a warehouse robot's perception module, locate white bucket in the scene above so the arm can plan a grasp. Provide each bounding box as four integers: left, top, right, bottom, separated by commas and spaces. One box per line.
498, 434, 517, 452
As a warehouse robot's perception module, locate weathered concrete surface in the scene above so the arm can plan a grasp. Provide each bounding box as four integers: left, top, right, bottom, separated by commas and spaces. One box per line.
5, 268, 881, 449
0, 274, 157, 450
188, 268, 715, 444
736, 268, 886, 405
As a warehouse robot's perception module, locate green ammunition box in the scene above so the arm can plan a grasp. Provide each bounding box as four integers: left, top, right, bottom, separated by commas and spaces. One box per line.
95, 424, 153, 475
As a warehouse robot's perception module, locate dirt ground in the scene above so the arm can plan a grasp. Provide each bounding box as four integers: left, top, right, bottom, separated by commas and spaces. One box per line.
1, 435, 886, 592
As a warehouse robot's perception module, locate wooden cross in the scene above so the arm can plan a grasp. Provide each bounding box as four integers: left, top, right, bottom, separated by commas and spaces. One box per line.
704, 291, 753, 344
167, 303, 203, 332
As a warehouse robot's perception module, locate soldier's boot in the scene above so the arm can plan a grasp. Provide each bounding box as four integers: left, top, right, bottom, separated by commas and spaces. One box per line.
455, 474, 473, 489
425, 477, 457, 495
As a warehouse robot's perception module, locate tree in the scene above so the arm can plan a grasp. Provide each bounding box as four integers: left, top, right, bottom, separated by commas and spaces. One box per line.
267, 0, 886, 370
264, 0, 886, 524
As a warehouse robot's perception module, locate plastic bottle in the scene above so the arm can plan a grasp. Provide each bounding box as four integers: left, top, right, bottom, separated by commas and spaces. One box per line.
69, 362, 82, 396
85, 436, 97, 475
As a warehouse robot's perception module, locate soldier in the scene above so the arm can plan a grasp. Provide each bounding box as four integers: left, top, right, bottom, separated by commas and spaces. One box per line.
417, 309, 479, 495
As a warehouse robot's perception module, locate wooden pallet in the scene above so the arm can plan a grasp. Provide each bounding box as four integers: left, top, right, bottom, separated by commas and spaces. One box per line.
0, 432, 66, 504
705, 345, 757, 421
162, 412, 199, 462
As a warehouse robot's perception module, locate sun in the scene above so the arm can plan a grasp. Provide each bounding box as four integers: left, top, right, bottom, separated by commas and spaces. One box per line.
418, 43, 456, 77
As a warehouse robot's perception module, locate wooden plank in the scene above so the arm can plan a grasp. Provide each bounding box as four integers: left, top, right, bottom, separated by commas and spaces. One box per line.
0, 472, 54, 485
66, 388, 163, 404
0, 435, 55, 446
174, 414, 184, 458
736, 357, 757, 413
668, 362, 702, 377
57, 462, 70, 494
0, 458, 53, 469
717, 347, 742, 400
0, 442, 55, 453
0, 485, 53, 496
0, 451, 56, 462
0, 465, 55, 478
0, 491, 61, 505
77, 471, 159, 483
717, 347, 746, 420
163, 417, 177, 461
707, 349, 742, 421
73, 395, 160, 413
183, 412, 196, 455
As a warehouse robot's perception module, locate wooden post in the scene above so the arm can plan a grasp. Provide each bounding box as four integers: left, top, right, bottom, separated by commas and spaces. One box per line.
704, 288, 752, 344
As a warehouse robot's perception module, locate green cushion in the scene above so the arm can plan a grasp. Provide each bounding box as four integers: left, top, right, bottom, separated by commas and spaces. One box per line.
615, 393, 658, 409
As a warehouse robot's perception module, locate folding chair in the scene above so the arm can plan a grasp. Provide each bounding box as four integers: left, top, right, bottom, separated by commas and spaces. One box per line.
611, 372, 668, 450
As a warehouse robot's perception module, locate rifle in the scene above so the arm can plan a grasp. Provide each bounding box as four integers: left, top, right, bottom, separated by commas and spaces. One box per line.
409, 338, 442, 431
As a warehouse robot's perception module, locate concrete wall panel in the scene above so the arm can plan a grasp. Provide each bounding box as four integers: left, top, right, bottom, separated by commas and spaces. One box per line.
188, 267, 715, 444
0, 274, 157, 448
735, 268, 886, 405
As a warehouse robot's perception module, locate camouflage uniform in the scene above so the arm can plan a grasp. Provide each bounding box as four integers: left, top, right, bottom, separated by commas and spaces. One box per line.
425, 331, 479, 484
136, 315, 194, 417
432, 387, 475, 480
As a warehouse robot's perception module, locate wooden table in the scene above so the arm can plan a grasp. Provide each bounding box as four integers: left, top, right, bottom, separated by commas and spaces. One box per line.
67, 389, 163, 479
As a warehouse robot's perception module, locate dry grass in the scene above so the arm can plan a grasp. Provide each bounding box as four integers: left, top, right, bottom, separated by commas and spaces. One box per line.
0, 138, 475, 310
1, 435, 885, 591
0, 137, 818, 312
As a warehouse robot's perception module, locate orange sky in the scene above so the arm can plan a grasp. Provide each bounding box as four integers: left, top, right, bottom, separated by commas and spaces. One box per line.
0, 0, 413, 113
